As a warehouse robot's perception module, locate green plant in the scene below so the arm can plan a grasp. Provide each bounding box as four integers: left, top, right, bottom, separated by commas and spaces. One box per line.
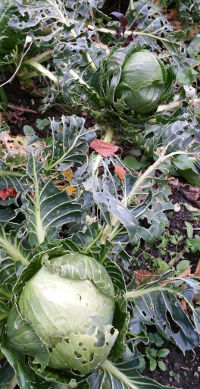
0, 115, 200, 388
139, 332, 170, 372
100, 46, 173, 116
6, 253, 120, 376
145, 346, 169, 372
169, 370, 180, 382
172, 154, 200, 187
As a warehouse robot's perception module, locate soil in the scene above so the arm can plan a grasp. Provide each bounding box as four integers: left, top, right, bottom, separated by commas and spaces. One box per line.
144, 343, 200, 389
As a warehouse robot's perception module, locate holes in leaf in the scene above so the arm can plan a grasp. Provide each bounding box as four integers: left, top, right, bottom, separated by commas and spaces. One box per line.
71, 368, 81, 376
142, 311, 147, 317
79, 343, 83, 347
82, 360, 87, 365
74, 351, 82, 359
65, 338, 69, 343
89, 353, 94, 362
166, 311, 180, 334
110, 327, 115, 335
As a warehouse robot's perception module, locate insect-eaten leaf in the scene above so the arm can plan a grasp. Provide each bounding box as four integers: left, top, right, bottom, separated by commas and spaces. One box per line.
62, 168, 73, 184
90, 139, 119, 157
0, 132, 44, 156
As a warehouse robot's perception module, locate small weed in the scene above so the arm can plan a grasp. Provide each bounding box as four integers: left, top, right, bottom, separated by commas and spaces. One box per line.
139, 333, 169, 372
169, 370, 180, 382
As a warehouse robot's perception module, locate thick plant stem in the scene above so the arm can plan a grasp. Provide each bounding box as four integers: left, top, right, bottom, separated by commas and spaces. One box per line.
24, 60, 58, 84
24, 60, 94, 90
126, 149, 191, 205
32, 158, 46, 245
102, 359, 137, 389
0, 170, 24, 178
83, 225, 105, 254
126, 285, 174, 300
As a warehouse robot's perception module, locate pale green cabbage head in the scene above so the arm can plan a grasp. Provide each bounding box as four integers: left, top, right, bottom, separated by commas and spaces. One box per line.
6, 253, 118, 376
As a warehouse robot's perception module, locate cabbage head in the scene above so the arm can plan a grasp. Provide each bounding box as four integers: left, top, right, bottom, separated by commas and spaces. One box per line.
6, 253, 119, 377
101, 45, 173, 116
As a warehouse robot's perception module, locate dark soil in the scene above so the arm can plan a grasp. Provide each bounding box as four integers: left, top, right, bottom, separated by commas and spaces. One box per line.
144, 343, 200, 389
1, 75, 200, 389
101, 0, 129, 15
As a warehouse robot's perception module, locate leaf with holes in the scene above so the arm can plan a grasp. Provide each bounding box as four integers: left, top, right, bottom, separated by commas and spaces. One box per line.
21, 153, 83, 245
128, 275, 200, 352
43, 115, 95, 171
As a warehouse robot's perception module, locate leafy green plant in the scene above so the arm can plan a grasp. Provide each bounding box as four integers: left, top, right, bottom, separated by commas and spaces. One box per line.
1, 1, 200, 388
138, 332, 170, 372
0, 114, 199, 388
172, 154, 200, 187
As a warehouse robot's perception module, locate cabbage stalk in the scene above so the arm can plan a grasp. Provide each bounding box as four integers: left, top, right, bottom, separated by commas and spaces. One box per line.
6, 253, 118, 376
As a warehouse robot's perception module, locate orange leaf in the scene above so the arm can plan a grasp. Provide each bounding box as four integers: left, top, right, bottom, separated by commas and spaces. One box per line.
62, 168, 73, 184
90, 139, 119, 157
0, 187, 17, 200
66, 186, 77, 196
114, 164, 126, 180
53, 180, 66, 191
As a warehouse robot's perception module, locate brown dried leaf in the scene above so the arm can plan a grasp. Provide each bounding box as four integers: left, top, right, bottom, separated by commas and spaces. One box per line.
53, 180, 66, 191
90, 139, 119, 157
170, 179, 200, 208
66, 186, 77, 196
62, 168, 73, 184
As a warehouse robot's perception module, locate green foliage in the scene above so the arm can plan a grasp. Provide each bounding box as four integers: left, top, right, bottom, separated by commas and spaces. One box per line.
98, 45, 173, 118
172, 154, 200, 187
1, 0, 200, 388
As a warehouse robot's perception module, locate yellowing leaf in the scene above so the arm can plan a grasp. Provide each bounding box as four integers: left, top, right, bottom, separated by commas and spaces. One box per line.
0, 131, 45, 156
66, 186, 77, 196
0, 132, 28, 155
62, 168, 73, 184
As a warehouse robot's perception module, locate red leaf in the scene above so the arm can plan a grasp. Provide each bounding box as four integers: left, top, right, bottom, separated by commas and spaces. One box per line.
0, 187, 17, 200
90, 139, 119, 157
135, 269, 152, 286
114, 165, 126, 180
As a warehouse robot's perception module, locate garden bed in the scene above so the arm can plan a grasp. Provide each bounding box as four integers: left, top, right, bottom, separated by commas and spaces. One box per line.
0, 1, 200, 389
